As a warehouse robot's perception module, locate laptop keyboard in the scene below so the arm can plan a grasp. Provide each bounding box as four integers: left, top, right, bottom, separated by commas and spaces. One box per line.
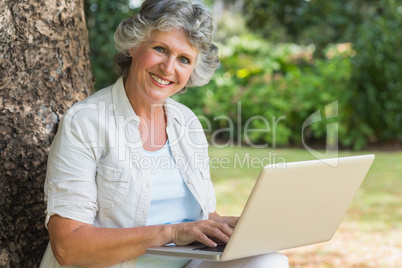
193, 243, 226, 252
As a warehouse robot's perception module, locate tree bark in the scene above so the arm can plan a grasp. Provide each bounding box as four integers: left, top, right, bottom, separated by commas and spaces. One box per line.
0, 0, 93, 266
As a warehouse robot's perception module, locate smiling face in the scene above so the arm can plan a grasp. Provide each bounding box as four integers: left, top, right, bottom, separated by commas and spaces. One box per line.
125, 29, 198, 105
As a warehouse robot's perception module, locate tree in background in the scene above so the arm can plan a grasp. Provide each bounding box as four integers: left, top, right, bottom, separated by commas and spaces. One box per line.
0, 0, 93, 266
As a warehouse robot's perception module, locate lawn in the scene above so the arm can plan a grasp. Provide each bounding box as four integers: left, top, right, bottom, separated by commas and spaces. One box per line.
209, 147, 402, 267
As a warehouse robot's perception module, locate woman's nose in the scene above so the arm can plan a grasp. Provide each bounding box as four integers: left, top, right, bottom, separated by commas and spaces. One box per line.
160, 56, 174, 75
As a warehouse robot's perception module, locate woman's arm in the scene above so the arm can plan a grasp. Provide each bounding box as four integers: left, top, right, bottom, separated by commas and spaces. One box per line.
48, 214, 232, 267
48, 215, 170, 267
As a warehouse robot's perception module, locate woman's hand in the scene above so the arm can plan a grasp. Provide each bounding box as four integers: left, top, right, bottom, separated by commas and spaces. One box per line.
209, 211, 239, 229
171, 219, 233, 247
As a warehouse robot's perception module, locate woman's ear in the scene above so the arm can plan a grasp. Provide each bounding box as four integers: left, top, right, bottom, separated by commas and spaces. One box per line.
129, 48, 135, 56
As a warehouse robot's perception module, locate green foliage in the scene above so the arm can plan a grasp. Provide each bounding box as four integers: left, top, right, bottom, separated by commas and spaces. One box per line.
239, 0, 401, 148
85, 0, 139, 91
175, 33, 358, 148
242, 0, 372, 57
284, 53, 354, 147
349, 0, 402, 146
85, 1, 400, 149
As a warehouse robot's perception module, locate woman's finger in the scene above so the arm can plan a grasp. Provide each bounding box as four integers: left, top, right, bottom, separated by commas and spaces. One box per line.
172, 220, 232, 247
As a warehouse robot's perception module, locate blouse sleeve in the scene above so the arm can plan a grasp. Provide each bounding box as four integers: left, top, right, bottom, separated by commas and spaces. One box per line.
44, 111, 99, 228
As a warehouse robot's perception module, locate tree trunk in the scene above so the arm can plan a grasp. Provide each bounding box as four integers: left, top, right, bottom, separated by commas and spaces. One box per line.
0, 0, 93, 266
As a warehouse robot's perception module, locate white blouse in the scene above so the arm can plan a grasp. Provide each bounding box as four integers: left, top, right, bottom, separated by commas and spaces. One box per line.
40, 77, 216, 268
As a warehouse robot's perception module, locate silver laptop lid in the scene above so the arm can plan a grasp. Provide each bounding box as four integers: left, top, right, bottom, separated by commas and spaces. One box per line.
221, 154, 375, 261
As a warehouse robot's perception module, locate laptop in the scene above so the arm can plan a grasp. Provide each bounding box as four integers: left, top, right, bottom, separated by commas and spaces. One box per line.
146, 154, 375, 261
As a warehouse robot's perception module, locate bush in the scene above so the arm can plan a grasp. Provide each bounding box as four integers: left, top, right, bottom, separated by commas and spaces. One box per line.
349, 0, 402, 147
175, 34, 356, 148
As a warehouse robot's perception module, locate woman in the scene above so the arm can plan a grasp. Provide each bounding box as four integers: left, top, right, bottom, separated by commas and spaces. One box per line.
40, 0, 288, 267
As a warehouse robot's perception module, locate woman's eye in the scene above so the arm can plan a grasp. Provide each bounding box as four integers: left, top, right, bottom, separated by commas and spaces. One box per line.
154, 47, 165, 53
180, 57, 190, 64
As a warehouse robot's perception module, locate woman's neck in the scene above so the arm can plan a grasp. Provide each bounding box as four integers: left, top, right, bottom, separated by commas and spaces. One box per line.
123, 77, 168, 151
124, 77, 166, 120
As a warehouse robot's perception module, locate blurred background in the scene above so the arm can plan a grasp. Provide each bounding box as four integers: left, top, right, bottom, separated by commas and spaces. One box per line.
84, 1, 401, 266
85, 0, 401, 151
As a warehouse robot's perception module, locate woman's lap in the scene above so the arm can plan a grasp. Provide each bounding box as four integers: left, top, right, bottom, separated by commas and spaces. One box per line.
184, 252, 288, 268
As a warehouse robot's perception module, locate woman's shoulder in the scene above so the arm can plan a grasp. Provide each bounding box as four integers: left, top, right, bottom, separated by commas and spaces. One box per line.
164, 98, 205, 131
64, 84, 114, 118
165, 97, 197, 118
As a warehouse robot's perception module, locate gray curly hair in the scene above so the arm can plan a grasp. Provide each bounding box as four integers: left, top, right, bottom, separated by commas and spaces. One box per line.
113, 0, 220, 92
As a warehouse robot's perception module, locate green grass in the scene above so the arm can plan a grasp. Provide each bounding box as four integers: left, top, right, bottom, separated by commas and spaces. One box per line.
209, 147, 402, 231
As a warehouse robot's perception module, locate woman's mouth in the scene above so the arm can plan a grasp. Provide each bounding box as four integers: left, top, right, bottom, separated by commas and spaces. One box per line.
150, 73, 173, 86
